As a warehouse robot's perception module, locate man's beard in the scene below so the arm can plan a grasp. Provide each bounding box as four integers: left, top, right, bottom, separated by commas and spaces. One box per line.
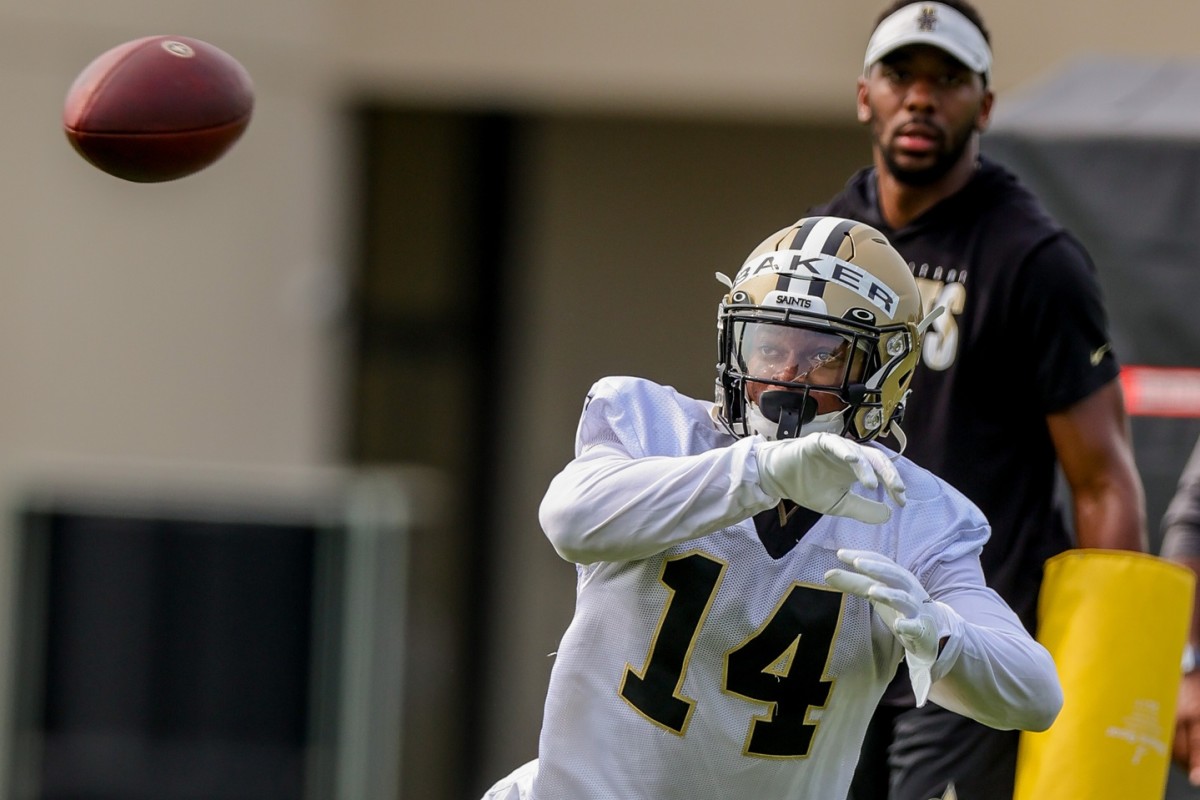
875, 118, 976, 187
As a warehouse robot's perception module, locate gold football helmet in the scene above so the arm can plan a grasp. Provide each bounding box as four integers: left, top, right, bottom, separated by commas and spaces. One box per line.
716, 216, 931, 443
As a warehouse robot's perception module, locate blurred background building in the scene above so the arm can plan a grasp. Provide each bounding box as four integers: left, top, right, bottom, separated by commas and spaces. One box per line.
3, 1, 1200, 798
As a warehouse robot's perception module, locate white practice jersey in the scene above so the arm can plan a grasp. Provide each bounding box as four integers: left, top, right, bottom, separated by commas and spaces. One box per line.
522, 376, 1059, 800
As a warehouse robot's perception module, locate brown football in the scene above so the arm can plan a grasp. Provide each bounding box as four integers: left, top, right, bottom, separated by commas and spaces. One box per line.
63, 36, 254, 183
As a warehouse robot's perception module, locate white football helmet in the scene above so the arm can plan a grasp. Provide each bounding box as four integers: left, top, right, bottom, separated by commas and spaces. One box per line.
716, 216, 931, 443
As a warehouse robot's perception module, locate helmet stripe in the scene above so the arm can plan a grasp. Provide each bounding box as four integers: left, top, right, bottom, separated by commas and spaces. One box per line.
787, 224, 815, 250
783, 218, 855, 302
820, 218, 858, 255
787, 216, 858, 256
775, 273, 829, 299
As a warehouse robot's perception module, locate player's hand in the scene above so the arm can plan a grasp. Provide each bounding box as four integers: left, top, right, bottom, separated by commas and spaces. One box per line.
756, 433, 905, 524
1173, 671, 1200, 784
825, 548, 955, 707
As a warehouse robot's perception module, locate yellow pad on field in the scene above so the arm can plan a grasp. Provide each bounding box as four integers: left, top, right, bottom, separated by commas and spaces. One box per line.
1015, 550, 1194, 800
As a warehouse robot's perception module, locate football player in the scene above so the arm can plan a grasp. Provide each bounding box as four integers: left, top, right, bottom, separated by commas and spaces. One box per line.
480, 216, 1062, 800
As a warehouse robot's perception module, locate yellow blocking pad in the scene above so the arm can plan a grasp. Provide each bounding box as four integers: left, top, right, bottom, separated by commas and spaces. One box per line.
1014, 550, 1194, 800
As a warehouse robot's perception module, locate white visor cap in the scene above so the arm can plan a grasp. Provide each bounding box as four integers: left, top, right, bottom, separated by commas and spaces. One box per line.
864, 2, 991, 81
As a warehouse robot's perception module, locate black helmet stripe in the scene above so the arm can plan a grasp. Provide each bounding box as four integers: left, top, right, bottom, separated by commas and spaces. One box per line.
784, 218, 855, 299
788, 217, 858, 255
787, 222, 815, 250
776, 272, 827, 299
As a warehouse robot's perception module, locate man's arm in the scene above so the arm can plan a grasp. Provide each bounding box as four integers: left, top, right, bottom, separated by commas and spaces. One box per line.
1046, 378, 1147, 552
1160, 438, 1200, 783
1170, 555, 1200, 785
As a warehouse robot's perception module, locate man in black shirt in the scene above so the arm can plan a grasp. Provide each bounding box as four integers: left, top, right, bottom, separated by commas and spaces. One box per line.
812, 2, 1148, 798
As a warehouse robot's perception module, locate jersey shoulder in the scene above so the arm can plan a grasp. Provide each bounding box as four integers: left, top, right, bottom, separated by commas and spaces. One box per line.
578, 376, 727, 458
885, 447, 991, 566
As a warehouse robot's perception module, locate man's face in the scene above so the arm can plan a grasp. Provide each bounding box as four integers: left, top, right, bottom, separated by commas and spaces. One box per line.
741, 323, 865, 415
856, 44, 993, 186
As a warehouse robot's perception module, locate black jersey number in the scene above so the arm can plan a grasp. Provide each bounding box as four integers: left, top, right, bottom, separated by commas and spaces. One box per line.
619, 552, 725, 734
619, 552, 842, 758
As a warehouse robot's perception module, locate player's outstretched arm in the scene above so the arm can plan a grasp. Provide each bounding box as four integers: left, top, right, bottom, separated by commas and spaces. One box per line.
540, 437, 776, 564
826, 548, 1062, 732
541, 430, 905, 565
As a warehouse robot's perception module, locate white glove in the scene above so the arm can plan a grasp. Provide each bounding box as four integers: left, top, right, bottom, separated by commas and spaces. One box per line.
757, 433, 905, 524
824, 548, 957, 707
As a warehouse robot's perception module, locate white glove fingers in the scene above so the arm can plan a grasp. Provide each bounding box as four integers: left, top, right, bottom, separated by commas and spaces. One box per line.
826, 568, 901, 629
847, 453, 879, 492
859, 447, 907, 506
818, 434, 878, 490
835, 549, 921, 593
831, 547, 943, 710
823, 567, 877, 597
866, 585, 922, 619
835, 548, 879, 566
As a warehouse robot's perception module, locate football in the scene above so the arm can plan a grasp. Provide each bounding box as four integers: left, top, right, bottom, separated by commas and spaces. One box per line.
63, 35, 254, 183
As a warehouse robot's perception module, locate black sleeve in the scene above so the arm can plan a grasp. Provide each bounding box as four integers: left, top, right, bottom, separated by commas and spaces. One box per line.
1010, 232, 1120, 414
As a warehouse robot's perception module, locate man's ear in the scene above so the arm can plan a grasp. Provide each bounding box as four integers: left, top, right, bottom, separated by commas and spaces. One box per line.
856, 76, 871, 124
975, 88, 995, 133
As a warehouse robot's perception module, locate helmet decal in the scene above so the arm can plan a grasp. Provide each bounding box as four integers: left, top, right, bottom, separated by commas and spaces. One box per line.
733, 252, 901, 315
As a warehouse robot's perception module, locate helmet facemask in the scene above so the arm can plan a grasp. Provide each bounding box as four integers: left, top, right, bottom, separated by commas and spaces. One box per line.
718, 305, 912, 442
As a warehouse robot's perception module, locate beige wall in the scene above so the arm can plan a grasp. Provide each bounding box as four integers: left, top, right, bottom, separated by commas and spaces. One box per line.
333, 0, 1200, 118
0, 9, 347, 470
2, 1, 1195, 536
3, 1, 1195, 504
0, 6, 348, 794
